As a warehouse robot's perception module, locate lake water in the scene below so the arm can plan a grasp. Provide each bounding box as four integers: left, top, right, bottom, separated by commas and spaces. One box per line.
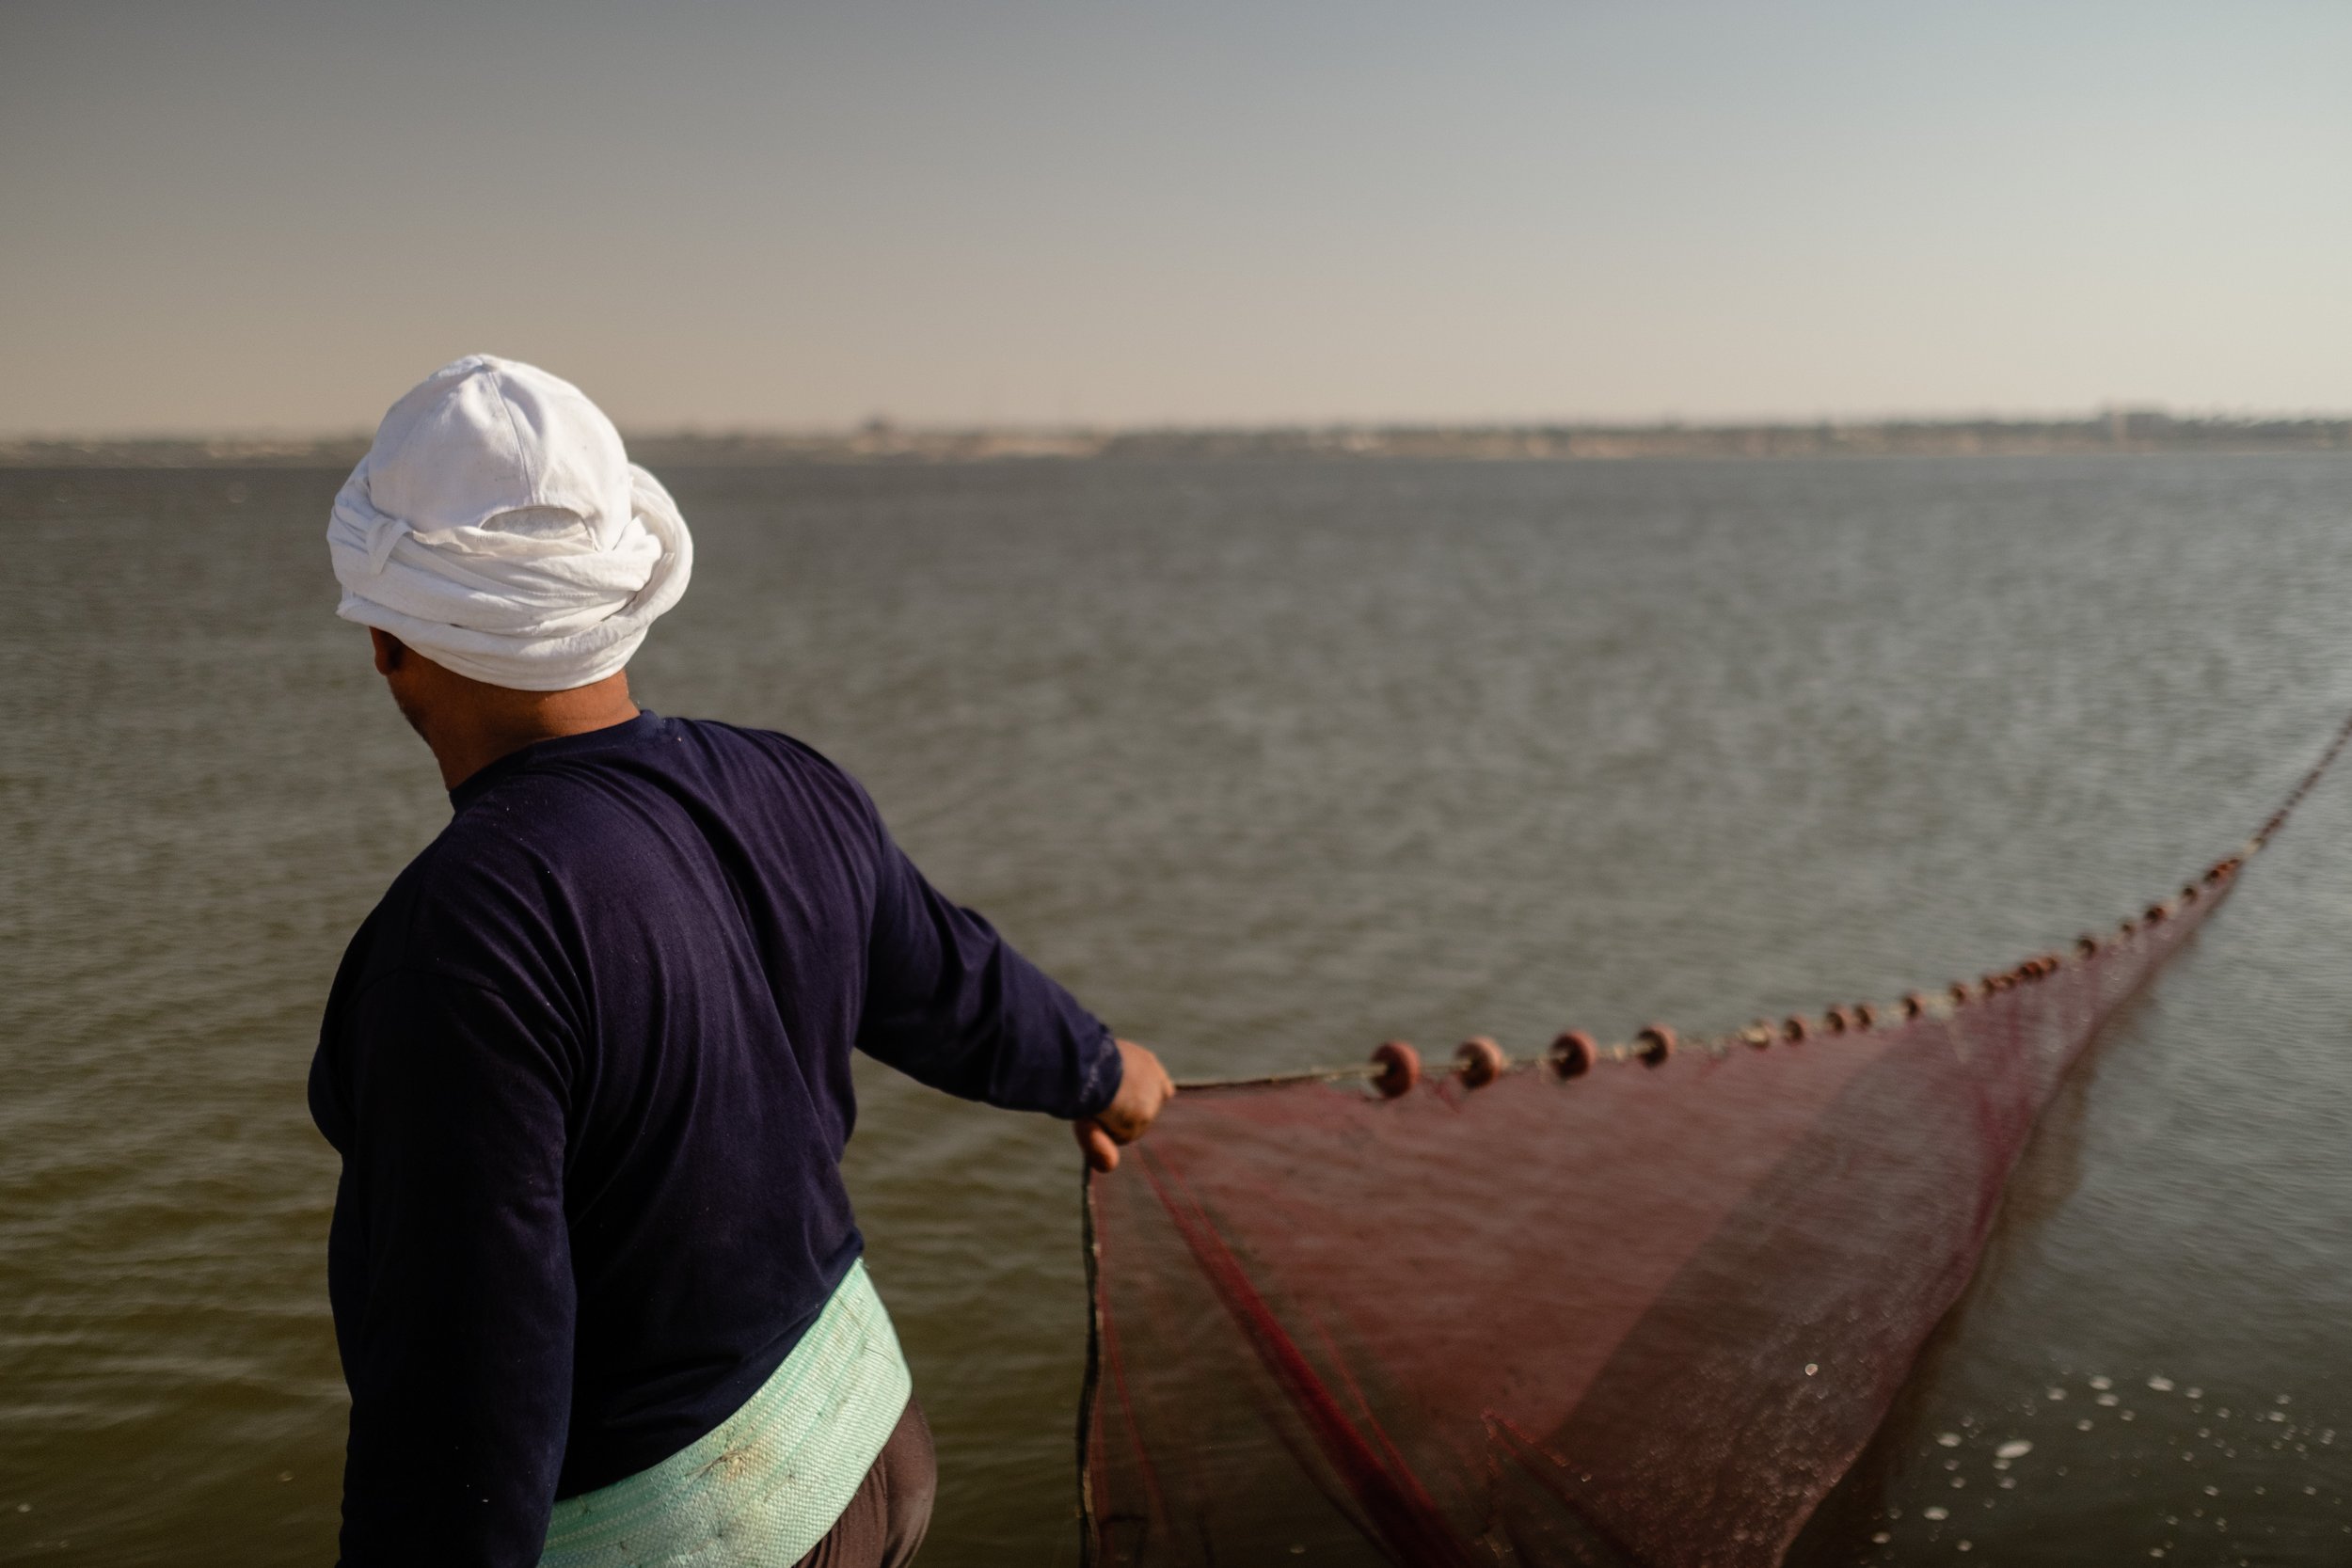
4, 455, 2350, 1564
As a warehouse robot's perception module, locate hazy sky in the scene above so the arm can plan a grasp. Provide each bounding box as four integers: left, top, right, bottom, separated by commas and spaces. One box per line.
4, 1, 2348, 435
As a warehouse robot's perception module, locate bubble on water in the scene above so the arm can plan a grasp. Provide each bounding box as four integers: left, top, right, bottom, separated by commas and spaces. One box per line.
1957, 1542, 1972, 1553
2077, 1418, 2094, 1431
1871, 1532, 1891, 1544
1804, 1363, 1819, 1377
2148, 1375, 2174, 1392
2047, 1387, 2067, 1402
2276, 1395, 2291, 1406
2204, 1485, 2219, 1497
2091, 1375, 2114, 1391
2098, 1393, 2121, 1407
1945, 1458, 1961, 1472
1999, 1477, 2016, 1490
1951, 1477, 1966, 1489
2186, 1388, 2203, 1401
1923, 1506, 1949, 1521
1938, 1432, 1963, 1447
2122, 1410, 2137, 1422
1996, 1439, 2033, 1460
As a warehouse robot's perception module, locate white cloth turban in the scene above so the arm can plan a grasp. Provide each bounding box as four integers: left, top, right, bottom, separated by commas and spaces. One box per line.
327, 355, 692, 691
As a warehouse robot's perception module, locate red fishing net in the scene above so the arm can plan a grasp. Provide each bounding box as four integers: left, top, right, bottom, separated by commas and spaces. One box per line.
1078, 721, 2349, 1568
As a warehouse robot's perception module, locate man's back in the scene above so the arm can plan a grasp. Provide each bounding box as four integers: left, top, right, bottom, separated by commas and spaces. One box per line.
310, 712, 1120, 1560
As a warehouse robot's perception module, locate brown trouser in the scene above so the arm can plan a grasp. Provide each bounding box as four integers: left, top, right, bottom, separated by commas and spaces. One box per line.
791, 1399, 936, 1568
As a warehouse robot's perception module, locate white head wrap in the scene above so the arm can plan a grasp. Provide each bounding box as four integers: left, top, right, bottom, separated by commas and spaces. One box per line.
327, 355, 691, 690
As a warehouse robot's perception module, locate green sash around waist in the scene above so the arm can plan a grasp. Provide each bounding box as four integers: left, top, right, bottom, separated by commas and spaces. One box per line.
539, 1259, 912, 1568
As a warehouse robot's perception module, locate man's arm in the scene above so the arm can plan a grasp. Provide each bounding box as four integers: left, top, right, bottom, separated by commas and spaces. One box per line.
329, 970, 576, 1568
855, 819, 1172, 1157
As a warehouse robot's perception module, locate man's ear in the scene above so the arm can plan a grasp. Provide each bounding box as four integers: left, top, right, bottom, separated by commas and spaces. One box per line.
368, 626, 405, 677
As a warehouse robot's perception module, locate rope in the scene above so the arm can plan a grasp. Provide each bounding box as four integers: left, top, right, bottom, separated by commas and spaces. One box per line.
1171, 706, 2352, 1096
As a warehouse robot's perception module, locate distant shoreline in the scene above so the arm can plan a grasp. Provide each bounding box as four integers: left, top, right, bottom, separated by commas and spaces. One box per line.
7, 412, 2349, 468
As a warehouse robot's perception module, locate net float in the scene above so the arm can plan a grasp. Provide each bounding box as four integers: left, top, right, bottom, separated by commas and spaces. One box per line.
1740, 1021, 1775, 1050
1370, 1040, 1421, 1098
1454, 1036, 1506, 1088
1823, 1007, 1851, 1035
1901, 991, 1930, 1019
1853, 1003, 1877, 1028
1784, 1014, 1811, 1041
1634, 1023, 1676, 1067
1548, 1030, 1597, 1079
2075, 934, 2100, 957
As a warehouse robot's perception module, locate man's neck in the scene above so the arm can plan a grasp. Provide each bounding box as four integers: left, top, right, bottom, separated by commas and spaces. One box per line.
425, 684, 641, 791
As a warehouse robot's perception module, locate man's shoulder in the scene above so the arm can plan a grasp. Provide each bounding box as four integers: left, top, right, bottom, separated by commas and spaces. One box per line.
365, 718, 880, 955
655, 715, 884, 834
343, 818, 554, 982
452, 713, 863, 812
438, 716, 882, 893
666, 714, 863, 785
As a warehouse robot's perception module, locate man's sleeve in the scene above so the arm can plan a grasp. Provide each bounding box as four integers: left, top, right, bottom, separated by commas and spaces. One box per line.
855, 818, 1124, 1119
329, 969, 575, 1568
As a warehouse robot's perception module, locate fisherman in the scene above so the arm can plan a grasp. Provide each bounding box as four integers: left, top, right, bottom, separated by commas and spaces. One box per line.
309, 356, 1174, 1568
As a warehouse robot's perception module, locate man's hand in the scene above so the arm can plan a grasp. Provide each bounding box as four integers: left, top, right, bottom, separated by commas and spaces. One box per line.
1073, 1039, 1175, 1173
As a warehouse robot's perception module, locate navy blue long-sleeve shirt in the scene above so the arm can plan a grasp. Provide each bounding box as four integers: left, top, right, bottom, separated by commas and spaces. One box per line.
309, 712, 1121, 1567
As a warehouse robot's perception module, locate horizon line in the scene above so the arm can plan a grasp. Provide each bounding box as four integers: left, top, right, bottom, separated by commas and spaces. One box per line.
9, 404, 2352, 447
